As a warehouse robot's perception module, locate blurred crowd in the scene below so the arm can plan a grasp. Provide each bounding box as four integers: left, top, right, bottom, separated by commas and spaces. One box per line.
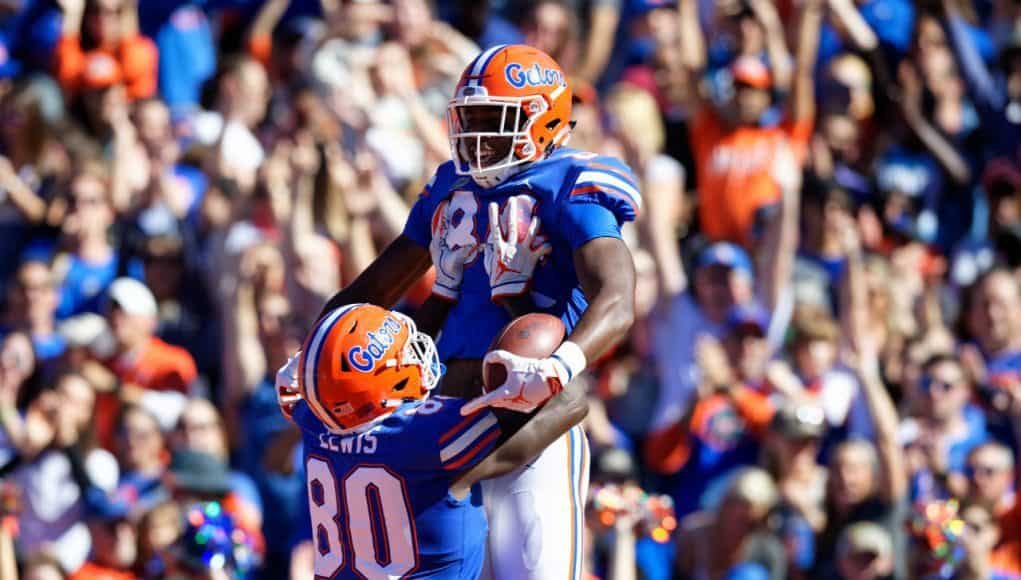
1, 0, 1021, 579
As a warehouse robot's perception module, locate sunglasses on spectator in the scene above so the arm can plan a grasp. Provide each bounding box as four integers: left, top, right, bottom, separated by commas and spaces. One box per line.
181, 419, 219, 432
143, 253, 182, 265
849, 550, 879, 566
966, 463, 1009, 478
72, 194, 106, 209
93, 3, 124, 16
17, 279, 54, 292
920, 376, 964, 393
123, 425, 159, 441
964, 517, 992, 535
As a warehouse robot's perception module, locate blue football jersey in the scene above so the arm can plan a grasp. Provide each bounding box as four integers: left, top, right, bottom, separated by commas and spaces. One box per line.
404, 147, 641, 360
294, 396, 501, 579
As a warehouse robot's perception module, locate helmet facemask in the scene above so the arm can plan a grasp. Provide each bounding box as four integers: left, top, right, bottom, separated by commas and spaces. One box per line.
389, 311, 443, 402
447, 91, 548, 188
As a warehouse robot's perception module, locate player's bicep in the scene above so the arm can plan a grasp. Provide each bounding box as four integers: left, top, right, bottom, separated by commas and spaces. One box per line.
573, 235, 635, 303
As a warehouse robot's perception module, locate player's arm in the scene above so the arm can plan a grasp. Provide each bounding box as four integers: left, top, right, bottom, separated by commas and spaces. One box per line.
450, 385, 589, 495
678, 0, 709, 114
320, 235, 431, 317
459, 233, 634, 416
566, 236, 636, 361
413, 293, 455, 338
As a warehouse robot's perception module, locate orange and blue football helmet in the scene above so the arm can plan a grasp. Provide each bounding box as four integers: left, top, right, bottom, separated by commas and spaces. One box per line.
448, 44, 573, 188
298, 304, 443, 433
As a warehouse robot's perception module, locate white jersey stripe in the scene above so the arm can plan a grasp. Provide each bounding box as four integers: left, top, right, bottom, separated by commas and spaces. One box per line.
440, 414, 498, 462
574, 170, 643, 209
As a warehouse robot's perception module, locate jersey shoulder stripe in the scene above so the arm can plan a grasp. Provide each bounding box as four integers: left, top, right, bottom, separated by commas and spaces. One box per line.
571, 170, 642, 207
439, 412, 500, 470
569, 175, 642, 218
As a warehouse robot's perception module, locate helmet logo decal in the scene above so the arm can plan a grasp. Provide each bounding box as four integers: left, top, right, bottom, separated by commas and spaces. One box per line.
505, 63, 564, 89
347, 317, 402, 372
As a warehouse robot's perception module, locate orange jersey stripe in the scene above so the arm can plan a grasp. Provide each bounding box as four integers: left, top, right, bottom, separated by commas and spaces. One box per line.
439, 412, 478, 444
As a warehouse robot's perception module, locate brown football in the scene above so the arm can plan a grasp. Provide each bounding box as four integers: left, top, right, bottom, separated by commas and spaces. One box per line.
483, 313, 566, 392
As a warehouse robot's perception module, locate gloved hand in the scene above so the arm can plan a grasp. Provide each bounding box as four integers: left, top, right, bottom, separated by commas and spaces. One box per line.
430, 198, 480, 300
484, 197, 551, 300
460, 342, 586, 415
276, 351, 302, 421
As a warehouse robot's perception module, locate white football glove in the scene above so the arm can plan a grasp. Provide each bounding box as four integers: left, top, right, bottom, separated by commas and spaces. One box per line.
430, 199, 480, 300
484, 198, 551, 300
276, 351, 302, 421
461, 342, 587, 415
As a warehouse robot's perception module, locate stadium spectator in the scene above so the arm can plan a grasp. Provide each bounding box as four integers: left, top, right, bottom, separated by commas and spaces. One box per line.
3, 261, 65, 368
55, 167, 143, 320
834, 522, 896, 580
677, 0, 819, 246
675, 467, 786, 580
902, 354, 990, 503
71, 508, 137, 580
54, 0, 158, 101
963, 442, 1016, 514
111, 405, 166, 517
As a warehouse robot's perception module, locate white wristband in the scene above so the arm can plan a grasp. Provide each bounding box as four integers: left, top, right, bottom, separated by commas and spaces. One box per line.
551, 341, 587, 382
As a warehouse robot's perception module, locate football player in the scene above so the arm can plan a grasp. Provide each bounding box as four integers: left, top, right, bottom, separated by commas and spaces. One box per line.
292, 45, 639, 579
281, 303, 589, 579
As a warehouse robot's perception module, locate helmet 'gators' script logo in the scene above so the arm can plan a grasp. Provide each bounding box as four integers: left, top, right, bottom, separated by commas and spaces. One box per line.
505, 63, 565, 89
347, 317, 402, 372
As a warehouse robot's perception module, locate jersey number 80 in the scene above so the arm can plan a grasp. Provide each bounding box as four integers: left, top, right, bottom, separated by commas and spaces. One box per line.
307, 457, 419, 579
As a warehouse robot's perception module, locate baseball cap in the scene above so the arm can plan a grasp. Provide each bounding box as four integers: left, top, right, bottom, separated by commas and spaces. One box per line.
770, 402, 826, 439
696, 242, 754, 277
838, 522, 893, 560
730, 56, 772, 90
725, 303, 769, 335
81, 52, 123, 91
108, 278, 158, 317
168, 451, 232, 496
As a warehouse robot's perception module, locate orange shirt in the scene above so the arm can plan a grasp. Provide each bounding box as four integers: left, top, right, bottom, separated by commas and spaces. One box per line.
70, 562, 137, 580
993, 502, 1021, 576
643, 387, 774, 475
55, 34, 158, 100
96, 337, 197, 449
109, 336, 197, 393
690, 109, 812, 246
